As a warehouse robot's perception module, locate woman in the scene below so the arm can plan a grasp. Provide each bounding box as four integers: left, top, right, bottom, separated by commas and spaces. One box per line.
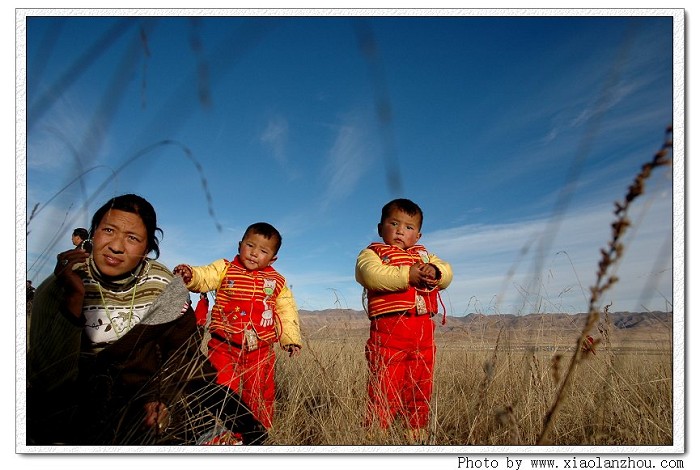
27, 194, 265, 446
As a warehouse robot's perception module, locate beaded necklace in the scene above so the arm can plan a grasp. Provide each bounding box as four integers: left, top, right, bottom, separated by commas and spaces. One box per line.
95, 281, 137, 338
87, 258, 149, 340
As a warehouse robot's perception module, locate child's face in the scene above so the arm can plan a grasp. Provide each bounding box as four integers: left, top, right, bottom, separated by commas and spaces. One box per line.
378, 209, 422, 249
238, 232, 278, 271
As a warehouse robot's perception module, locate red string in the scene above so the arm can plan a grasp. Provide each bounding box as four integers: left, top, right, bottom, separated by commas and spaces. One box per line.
433, 291, 446, 325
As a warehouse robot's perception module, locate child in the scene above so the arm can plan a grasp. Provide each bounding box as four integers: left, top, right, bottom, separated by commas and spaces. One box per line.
194, 292, 210, 328
174, 222, 301, 429
355, 198, 453, 443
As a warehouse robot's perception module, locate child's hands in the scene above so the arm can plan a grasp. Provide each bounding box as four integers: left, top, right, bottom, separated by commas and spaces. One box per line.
410, 262, 439, 289
284, 344, 301, 358
173, 264, 193, 284
419, 263, 439, 283
408, 263, 424, 287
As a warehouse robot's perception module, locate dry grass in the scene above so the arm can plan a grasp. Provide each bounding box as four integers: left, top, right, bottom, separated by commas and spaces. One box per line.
267, 321, 672, 447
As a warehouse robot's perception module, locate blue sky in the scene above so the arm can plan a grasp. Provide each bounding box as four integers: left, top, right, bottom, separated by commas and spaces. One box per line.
21, 12, 678, 316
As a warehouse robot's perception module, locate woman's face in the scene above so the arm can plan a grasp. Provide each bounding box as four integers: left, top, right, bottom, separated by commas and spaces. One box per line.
91, 209, 149, 277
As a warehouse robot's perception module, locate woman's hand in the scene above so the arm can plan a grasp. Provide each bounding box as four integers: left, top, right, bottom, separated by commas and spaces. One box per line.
143, 401, 170, 431
173, 264, 193, 284
54, 248, 90, 319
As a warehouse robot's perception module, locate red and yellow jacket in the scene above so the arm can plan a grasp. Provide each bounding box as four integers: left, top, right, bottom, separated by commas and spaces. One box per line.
355, 243, 453, 319
184, 256, 301, 348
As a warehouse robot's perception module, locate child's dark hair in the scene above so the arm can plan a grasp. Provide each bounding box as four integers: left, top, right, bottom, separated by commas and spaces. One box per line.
72, 227, 89, 241
380, 198, 424, 229
90, 193, 163, 259
242, 222, 282, 254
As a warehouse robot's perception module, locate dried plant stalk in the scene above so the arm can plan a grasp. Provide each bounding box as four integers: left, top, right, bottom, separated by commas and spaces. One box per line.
537, 125, 673, 445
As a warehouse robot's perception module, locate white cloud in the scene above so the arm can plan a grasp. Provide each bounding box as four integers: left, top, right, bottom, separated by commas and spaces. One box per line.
420, 192, 674, 315
260, 115, 289, 164
321, 123, 369, 210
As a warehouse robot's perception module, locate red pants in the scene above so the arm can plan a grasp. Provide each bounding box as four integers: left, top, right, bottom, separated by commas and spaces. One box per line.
208, 338, 276, 429
365, 313, 435, 430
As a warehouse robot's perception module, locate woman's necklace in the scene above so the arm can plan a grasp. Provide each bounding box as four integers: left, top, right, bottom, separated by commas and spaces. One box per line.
95, 276, 138, 339
84, 258, 150, 341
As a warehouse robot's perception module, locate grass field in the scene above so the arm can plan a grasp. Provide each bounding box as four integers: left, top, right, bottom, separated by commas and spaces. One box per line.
268, 316, 673, 447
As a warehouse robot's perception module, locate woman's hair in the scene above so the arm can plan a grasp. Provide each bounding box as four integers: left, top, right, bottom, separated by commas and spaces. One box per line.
90, 194, 163, 259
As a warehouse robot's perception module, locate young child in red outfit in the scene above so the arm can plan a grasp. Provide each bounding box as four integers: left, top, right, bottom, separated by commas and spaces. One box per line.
194, 292, 210, 327
355, 198, 453, 443
174, 222, 301, 430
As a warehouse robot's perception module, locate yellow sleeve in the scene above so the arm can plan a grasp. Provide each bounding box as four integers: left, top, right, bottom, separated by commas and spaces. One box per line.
355, 248, 410, 292
427, 253, 453, 290
275, 285, 302, 348
185, 259, 228, 293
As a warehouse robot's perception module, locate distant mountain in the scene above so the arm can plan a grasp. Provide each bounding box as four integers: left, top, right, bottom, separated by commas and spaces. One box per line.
298, 309, 673, 339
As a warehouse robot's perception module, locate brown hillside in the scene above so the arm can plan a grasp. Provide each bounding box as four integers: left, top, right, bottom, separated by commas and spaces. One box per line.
298, 309, 673, 350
